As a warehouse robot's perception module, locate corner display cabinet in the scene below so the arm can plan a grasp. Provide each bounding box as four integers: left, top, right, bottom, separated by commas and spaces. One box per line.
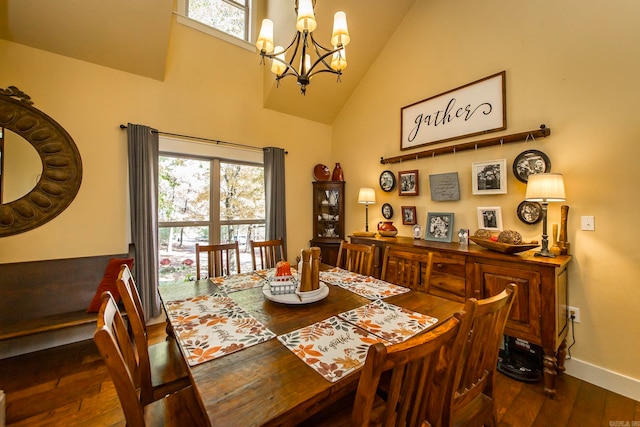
310, 181, 345, 266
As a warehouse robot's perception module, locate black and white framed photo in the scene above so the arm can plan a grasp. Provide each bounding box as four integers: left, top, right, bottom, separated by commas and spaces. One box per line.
472, 159, 507, 195
381, 203, 393, 219
379, 170, 396, 192
425, 212, 454, 242
398, 170, 419, 196
477, 207, 503, 231
401, 206, 417, 225
512, 150, 551, 183
458, 228, 470, 245
517, 201, 542, 224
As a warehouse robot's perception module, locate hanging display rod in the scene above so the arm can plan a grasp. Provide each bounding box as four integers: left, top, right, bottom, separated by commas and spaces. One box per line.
380, 124, 550, 164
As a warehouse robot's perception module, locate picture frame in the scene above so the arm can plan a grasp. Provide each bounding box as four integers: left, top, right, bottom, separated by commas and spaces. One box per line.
517, 201, 542, 224
401, 71, 506, 150
381, 203, 394, 219
425, 212, 454, 242
472, 159, 507, 195
458, 228, 470, 245
477, 207, 503, 231
379, 170, 396, 192
398, 170, 419, 196
401, 206, 417, 225
512, 150, 551, 183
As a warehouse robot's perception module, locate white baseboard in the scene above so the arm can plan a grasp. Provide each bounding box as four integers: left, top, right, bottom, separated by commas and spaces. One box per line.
564, 358, 640, 401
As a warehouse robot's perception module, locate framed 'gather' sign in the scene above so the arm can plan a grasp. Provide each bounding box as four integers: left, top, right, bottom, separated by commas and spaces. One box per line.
400, 71, 506, 150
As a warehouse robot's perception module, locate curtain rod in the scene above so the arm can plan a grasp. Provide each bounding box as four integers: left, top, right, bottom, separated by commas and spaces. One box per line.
119, 124, 287, 154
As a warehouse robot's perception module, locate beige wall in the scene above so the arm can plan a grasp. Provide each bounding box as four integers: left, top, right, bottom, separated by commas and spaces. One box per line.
333, 0, 640, 383
1, 0, 639, 392
0, 21, 329, 263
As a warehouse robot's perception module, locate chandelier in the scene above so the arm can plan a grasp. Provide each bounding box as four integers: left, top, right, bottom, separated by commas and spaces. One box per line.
255, 0, 350, 95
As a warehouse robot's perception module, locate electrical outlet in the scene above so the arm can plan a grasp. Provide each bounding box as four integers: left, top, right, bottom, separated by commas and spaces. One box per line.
567, 305, 580, 323
581, 216, 595, 231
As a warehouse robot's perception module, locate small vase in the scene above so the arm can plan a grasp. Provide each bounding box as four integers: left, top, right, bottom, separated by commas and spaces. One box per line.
331, 163, 344, 181
377, 221, 398, 237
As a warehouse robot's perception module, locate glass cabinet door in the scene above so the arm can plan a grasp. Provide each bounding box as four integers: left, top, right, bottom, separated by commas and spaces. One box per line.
313, 181, 345, 241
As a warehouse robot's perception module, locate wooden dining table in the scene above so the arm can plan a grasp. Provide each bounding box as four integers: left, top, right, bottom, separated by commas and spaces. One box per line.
158, 272, 463, 427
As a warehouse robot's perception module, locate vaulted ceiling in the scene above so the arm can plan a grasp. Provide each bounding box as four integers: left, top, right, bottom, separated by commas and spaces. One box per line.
0, 0, 416, 124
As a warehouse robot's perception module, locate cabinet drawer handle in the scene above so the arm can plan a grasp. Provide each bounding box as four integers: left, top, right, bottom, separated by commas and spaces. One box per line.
436, 263, 444, 268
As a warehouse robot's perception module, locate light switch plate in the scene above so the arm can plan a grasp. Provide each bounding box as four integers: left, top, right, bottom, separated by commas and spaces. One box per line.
581, 216, 595, 231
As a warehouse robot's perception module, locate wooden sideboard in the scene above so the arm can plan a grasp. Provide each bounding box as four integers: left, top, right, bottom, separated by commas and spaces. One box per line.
350, 235, 571, 397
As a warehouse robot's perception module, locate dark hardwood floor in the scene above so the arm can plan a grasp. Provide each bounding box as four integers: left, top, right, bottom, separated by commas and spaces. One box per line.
1, 323, 638, 426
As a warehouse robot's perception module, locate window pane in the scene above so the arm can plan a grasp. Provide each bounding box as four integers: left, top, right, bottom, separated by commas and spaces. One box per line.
220, 162, 265, 220
188, 0, 245, 39
159, 226, 208, 283
220, 223, 265, 272
159, 156, 210, 222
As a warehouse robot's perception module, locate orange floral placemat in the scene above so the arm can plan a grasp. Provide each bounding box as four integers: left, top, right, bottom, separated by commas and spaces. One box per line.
338, 299, 438, 344
319, 267, 410, 300
165, 292, 276, 366
277, 316, 389, 382
210, 268, 297, 293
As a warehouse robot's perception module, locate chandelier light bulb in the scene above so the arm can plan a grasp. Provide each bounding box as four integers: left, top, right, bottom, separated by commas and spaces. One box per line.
296, 0, 317, 33
256, 19, 274, 53
331, 47, 347, 71
271, 46, 287, 76
331, 11, 350, 47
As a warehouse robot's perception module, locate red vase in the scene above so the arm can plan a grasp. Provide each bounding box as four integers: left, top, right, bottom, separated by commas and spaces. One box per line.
377, 221, 398, 237
331, 163, 344, 181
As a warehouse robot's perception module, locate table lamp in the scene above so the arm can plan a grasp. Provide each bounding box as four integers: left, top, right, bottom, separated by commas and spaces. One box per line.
357, 187, 376, 235
525, 173, 566, 257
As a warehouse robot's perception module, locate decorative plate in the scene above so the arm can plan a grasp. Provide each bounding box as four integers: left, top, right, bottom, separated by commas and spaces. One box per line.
379, 170, 396, 192
313, 164, 331, 181
513, 150, 551, 183
382, 203, 393, 219
469, 237, 539, 254
412, 224, 423, 239
517, 201, 543, 225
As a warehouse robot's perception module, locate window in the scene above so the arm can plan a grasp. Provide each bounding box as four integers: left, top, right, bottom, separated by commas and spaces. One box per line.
176, 0, 257, 50
158, 154, 265, 283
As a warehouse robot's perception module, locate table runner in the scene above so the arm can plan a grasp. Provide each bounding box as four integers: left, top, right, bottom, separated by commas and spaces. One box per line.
319, 267, 410, 300
164, 292, 276, 366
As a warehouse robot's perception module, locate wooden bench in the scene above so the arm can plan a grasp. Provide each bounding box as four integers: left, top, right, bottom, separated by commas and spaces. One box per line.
0, 249, 132, 342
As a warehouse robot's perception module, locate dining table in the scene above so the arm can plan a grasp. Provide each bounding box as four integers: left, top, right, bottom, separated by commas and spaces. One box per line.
158, 267, 463, 427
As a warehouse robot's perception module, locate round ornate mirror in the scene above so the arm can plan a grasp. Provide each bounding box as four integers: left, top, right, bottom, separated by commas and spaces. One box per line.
0, 86, 82, 237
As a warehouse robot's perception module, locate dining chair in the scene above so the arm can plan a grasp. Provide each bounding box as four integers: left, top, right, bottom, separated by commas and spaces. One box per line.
443, 283, 517, 427
249, 239, 286, 270
302, 308, 473, 427
335, 241, 375, 276
380, 245, 434, 292
94, 292, 207, 427
195, 241, 241, 279
116, 264, 191, 405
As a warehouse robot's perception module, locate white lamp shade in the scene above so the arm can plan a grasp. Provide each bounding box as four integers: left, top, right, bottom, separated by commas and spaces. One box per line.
270, 46, 287, 76
358, 187, 376, 204
331, 11, 350, 47
330, 47, 347, 71
525, 173, 566, 202
296, 0, 317, 32
256, 19, 274, 52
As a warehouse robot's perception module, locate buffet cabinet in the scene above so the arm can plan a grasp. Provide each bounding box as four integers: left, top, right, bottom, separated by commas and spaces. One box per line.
310, 181, 345, 266
350, 235, 571, 397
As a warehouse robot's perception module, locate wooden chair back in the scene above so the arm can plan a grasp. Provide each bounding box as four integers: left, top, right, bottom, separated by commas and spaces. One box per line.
94, 291, 147, 426
445, 283, 517, 427
335, 241, 375, 276
249, 239, 286, 270
380, 245, 434, 292
352, 311, 471, 427
195, 242, 241, 279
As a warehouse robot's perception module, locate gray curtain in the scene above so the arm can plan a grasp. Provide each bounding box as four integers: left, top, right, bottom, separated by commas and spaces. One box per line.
263, 147, 287, 249
127, 123, 161, 319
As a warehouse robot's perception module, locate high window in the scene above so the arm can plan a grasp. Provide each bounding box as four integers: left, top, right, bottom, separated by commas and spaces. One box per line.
158, 154, 265, 283
176, 0, 257, 50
